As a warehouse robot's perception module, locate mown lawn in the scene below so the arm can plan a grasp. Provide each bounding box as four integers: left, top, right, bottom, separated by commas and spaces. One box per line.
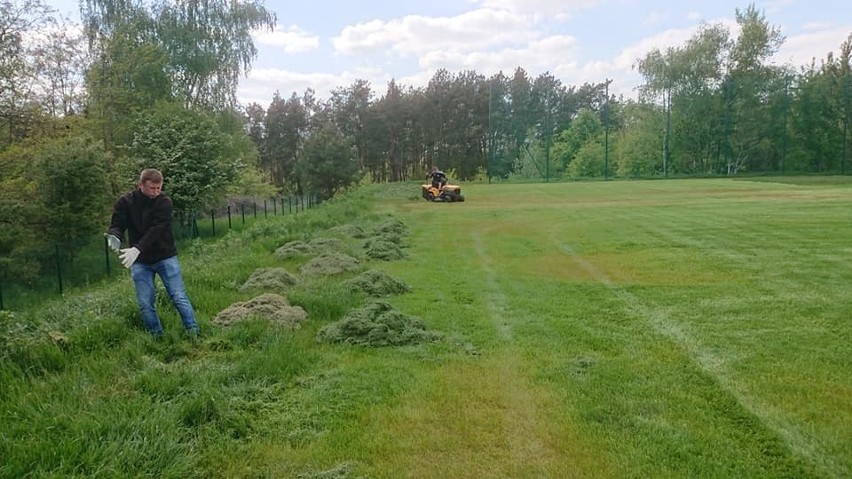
2, 177, 850, 478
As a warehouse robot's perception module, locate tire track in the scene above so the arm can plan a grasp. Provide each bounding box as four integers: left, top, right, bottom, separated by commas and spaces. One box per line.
552, 234, 843, 478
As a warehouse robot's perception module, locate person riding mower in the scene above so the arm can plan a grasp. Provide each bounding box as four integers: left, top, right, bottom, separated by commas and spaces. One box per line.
422, 166, 464, 202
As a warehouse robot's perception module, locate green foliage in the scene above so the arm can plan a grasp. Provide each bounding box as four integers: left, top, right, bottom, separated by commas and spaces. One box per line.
0, 134, 110, 282
36, 136, 111, 248
263, 91, 309, 190
566, 141, 606, 178
553, 108, 603, 174
154, 0, 276, 109
0, 143, 43, 282
615, 102, 665, 177
127, 102, 241, 213
297, 123, 361, 199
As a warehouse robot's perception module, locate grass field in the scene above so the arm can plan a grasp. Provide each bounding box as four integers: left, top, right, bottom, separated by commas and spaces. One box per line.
2, 177, 851, 478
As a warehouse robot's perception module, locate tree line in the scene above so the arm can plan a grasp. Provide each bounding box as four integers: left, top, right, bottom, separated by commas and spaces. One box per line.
1, 0, 851, 285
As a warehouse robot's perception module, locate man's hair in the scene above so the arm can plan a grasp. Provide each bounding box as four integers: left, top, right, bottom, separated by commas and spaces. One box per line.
139, 168, 164, 184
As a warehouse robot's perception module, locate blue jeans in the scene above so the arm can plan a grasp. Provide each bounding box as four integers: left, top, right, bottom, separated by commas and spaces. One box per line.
130, 256, 198, 336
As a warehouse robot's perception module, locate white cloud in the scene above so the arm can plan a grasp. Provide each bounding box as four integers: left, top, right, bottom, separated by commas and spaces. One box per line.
332, 8, 536, 56
644, 11, 669, 26
255, 25, 319, 53
556, 19, 736, 99
473, 0, 599, 16
800, 22, 834, 32
417, 34, 577, 74
238, 67, 392, 106
773, 25, 852, 68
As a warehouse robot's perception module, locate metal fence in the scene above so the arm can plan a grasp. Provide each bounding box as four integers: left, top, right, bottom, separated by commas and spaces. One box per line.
484, 73, 851, 182
0, 195, 318, 311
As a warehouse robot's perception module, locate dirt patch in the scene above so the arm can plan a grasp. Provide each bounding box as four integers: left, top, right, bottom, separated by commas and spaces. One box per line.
316, 301, 440, 347
299, 252, 360, 276
345, 269, 411, 297
213, 293, 307, 327
239, 267, 298, 292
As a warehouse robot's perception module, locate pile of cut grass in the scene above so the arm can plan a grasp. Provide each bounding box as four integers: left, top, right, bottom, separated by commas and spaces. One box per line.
345, 269, 411, 297
316, 301, 440, 347
238, 267, 298, 292
213, 293, 307, 327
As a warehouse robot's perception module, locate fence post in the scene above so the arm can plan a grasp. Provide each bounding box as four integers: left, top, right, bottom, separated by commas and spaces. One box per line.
227, 205, 232, 229
189, 212, 198, 239
843, 73, 850, 174
288, 196, 292, 214
211, 209, 216, 237
242, 204, 246, 224
272, 197, 277, 215
264, 199, 268, 218
55, 242, 63, 296
253, 202, 257, 219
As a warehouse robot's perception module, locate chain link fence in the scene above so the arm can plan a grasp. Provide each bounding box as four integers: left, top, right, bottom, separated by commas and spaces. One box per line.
0, 195, 318, 311
485, 73, 851, 182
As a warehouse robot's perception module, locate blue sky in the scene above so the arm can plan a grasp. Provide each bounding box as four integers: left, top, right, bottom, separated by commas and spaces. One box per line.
46, 0, 852, 106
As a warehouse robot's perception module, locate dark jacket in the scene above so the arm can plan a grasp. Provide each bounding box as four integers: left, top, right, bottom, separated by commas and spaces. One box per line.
430, 170, 447, 186
108, 189, 177, 264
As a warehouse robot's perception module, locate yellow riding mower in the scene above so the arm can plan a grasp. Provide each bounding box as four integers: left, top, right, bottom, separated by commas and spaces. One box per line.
422, 183, 465, 202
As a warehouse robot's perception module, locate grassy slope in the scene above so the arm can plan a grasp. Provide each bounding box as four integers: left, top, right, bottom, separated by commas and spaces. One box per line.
1, 178, 851, 478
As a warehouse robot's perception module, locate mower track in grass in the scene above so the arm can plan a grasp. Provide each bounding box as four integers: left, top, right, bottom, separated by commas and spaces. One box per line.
552, 234, 839, 478
381, 179, 849, 477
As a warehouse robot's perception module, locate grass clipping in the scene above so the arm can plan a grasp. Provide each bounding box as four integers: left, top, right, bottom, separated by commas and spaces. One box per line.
363, 218, 409, 261
275, 238, 347, 259
345, 269, 411, 297
300, 252, 360, 276
213, 293, 307, 328
316, 301, 440, 347
239, 267, 298, 292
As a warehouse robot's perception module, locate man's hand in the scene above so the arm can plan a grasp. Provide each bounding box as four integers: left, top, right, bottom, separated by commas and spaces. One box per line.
104, 234, 121, 252
119, 247, 140, 269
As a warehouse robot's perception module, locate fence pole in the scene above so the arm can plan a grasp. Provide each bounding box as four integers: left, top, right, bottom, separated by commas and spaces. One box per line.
843, 73, 850, 174
55, 242, 63, 296
242, 204, 246, 224
253, 202, 257, 219
190, 212, 198, 239
604, 79, 609, 180
227, 205, 232, 229
782, 75, 790, 174
211, 210, 216, 236
288, 196, 292, 214
272, 197, 277, 215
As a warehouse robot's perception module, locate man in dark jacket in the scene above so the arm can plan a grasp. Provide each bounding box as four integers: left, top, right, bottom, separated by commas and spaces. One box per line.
429, 166, 447, 189
105, 168, 199, 338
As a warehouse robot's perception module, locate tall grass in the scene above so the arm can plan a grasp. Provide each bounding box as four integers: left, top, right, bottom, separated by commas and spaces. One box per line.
1, 178, 851, 478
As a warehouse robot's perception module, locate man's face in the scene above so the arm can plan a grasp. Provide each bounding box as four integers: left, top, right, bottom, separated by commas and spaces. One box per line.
140, 180, 163, 199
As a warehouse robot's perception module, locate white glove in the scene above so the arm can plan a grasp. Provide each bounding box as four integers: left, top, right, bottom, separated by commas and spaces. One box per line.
104, 234, 121, 252
119, 247, 140, 269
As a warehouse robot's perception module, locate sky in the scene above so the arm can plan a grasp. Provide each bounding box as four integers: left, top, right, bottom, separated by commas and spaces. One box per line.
45, 0, 852, 106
